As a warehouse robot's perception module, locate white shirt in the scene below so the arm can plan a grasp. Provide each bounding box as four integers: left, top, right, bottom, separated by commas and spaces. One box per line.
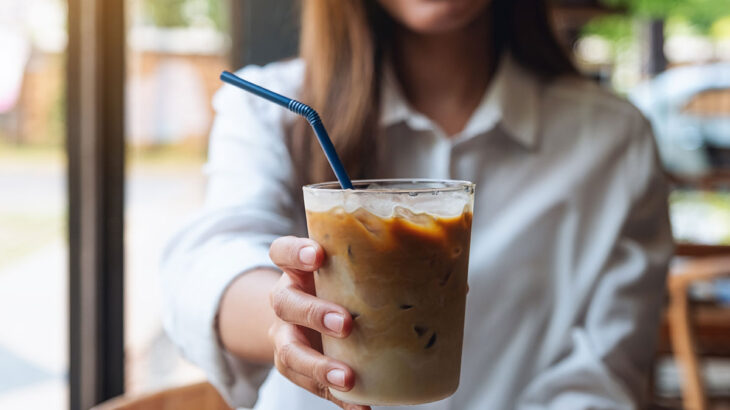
160, 56, 674, 410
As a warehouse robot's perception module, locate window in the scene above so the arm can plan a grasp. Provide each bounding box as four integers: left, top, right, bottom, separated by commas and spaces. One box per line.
0, 0, 68, 408
123, 0, 229, 394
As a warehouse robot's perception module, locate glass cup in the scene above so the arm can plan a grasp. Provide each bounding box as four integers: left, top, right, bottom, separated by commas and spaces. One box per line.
302, 179, 475, 406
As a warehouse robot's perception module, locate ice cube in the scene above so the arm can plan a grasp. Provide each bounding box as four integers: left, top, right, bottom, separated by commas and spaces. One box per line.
352, 208, 385, 235
393, 205, 433, 225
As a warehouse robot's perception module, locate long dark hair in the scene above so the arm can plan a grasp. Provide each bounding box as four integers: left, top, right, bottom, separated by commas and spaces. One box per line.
291, 0, 577, 184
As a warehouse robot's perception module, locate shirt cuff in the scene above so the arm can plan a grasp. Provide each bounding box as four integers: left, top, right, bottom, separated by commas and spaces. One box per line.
161, 239, 278, 408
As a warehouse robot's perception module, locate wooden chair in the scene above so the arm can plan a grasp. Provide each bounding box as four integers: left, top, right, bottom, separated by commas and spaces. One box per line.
665, 245, 730, 410
92, 381, 233, 410
657, 167, 730, 409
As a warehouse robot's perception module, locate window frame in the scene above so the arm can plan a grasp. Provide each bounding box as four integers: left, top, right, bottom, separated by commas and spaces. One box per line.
67, 0, 126, 408
65, 0, 299, 408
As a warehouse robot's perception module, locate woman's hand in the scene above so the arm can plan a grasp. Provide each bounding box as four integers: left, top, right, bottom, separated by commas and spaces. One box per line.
268, 236, 371, 410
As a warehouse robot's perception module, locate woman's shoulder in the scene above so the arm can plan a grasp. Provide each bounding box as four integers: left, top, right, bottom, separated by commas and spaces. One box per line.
544, 76, 652, 144
546, 76, 646, 122
212, 58, 305, 122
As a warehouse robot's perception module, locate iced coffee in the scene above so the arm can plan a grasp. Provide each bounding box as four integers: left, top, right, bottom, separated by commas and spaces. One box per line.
303, 179, 474, 406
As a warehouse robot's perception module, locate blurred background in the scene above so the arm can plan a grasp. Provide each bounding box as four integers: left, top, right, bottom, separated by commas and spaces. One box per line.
0, 0, 729, 409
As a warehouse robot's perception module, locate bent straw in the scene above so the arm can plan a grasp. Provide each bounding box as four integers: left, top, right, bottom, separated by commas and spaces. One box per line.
220, 71, 354, 189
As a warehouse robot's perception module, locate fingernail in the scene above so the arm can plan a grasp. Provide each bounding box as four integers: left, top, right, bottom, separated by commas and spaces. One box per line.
299, 246, 316, 265
323, 313, 344, 333
326, 368, 345, 387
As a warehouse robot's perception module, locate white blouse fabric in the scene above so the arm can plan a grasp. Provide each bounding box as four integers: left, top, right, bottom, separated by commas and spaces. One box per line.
160, 56, 674, 410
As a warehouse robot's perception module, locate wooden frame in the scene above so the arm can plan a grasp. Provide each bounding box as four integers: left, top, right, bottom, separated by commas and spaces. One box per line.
92, 381, 231, 410
67, 0, 126, 408
230, 0, 246, 69
667, 256, 730, 410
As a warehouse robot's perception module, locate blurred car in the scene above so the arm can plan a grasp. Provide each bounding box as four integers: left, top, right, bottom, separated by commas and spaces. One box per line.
630, 62, 730, 176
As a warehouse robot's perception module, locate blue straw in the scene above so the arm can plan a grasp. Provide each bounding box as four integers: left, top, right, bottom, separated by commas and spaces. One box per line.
220, 71, 354, 190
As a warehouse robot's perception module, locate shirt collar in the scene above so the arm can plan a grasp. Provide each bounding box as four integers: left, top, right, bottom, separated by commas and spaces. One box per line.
379, 54, 541, 149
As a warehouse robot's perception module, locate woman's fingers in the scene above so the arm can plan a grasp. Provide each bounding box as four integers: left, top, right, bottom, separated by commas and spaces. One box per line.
275, 333, 353, 391
270, 277, 352, 338
342, 403, 371, 410
282, 370, 370, 410
272, 322, 370, 410
268, 236, 368, 409
270, 236, 324, 273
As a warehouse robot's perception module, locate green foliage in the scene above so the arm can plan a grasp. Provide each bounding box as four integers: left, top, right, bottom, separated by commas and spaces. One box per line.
599, 0, 730, 33
143, 0, 188, 27
207, 0, 226, 31
582, 0, 730, 50
711, 16, 730, 38
582, 14, 635, 45
600, 0, 683, 18
669, 190, 730, 245
142, 0, 226, 30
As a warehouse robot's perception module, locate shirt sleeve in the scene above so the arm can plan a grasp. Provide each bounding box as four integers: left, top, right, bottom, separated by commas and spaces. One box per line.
159, 64, 300, 408
517, 114, 674, 409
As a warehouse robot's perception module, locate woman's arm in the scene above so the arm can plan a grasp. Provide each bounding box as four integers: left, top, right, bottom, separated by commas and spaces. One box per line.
218, 268, 280, 363
160, 61, 301, 407
217, 236, 370, 410
162, 60, 368, 410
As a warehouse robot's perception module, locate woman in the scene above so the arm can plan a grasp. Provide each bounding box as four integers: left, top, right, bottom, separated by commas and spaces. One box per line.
161, 0, 673, 409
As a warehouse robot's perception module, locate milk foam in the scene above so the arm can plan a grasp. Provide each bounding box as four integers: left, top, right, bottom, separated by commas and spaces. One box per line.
303, 184, 474, 218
